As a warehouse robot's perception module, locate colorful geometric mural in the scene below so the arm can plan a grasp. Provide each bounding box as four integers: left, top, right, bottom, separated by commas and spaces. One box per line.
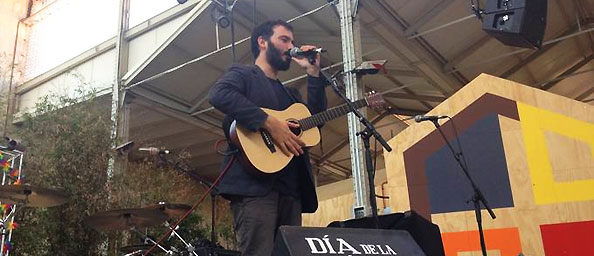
541, 221, 594, 255
442, 228, 521, 256
384, 74, 594, 255
518, 102, 594, 205
403, 94, 518, 218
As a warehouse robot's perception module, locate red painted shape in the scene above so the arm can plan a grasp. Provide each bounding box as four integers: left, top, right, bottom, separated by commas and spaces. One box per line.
541, 220, 594, 256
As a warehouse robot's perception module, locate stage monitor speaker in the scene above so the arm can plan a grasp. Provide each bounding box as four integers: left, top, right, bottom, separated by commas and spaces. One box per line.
482, 0, 547, 48
327, 211, 445, 256
273, 226, 425, 256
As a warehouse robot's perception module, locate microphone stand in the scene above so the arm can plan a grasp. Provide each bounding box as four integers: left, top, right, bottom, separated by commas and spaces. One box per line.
318, 67, 392, 228
430, 119, 495, 256
157, 153, 219, 247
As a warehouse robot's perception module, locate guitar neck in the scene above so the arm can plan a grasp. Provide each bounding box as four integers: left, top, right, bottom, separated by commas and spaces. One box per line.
298, 99, 368, 130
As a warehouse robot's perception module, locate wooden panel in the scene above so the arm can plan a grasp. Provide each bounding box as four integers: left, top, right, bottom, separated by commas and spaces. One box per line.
303, 169, 387, 227
545, 131, 594, 181
382, 73, 594, 255
304, 74, 594, 255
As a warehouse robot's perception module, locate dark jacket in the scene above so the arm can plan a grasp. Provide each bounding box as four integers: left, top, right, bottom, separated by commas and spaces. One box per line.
208, 64, 328, 213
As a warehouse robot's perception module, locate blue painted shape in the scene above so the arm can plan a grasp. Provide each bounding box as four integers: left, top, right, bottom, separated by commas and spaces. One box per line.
425, 113, 514, 214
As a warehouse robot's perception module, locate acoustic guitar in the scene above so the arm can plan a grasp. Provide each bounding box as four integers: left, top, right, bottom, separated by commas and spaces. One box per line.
229, 92, 386, 174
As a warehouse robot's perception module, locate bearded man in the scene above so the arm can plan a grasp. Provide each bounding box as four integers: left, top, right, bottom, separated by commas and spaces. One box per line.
209, 20, 328, 256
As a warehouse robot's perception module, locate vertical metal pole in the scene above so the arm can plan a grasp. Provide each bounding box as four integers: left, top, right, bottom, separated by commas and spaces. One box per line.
110, 0, 130, 180
337, 0, 369, 218
105, 0, 130, 254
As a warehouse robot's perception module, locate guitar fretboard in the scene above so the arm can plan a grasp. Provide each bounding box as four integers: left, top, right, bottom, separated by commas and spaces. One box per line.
298, 99, 368, 130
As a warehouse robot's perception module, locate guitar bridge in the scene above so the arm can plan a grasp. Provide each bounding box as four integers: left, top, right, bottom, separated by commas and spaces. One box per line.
260, 129, 276, 153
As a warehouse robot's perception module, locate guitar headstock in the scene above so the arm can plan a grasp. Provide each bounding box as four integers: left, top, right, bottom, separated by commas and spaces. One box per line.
365, 91, 387, 112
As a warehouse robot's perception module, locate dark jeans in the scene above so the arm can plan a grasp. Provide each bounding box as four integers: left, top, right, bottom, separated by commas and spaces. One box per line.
230, 191, 302, 256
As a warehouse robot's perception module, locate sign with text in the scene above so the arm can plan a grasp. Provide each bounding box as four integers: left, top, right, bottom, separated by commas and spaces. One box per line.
273, 226, 426, 256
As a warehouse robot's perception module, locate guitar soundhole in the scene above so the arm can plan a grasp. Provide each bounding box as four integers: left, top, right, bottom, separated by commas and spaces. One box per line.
288, 119, 302, 136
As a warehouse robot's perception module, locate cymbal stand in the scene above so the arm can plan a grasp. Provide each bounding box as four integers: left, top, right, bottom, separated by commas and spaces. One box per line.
122, 250, 144, 256
130, 227, 175, 255
164, 221, 198, 256
158, 153, 219, 245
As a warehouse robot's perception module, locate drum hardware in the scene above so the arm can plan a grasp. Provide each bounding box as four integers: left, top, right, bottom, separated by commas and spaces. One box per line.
145, 202, 191, 219
134, 148, 235, 256
119, 244, 152, 256
83, 208, 168, 231
88, 204, 208, 256
144, 202, 199, 255
85, 208, 177, 254
119, 244, 152, 254
130, 227, 176, 255
0, 185, 68, 208
0, 184, 68, 255
163, 221, 198, 256
154, 152, 220, 246
122, 250, 144, 256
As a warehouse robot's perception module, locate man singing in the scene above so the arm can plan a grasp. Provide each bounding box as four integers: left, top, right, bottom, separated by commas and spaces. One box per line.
209, 20, 328, 255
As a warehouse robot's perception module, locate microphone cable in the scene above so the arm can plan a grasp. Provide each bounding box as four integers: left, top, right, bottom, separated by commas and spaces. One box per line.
142, 151, 236, 256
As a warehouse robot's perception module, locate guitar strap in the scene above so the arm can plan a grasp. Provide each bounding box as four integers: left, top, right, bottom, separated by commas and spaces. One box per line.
278, 80, 299, 104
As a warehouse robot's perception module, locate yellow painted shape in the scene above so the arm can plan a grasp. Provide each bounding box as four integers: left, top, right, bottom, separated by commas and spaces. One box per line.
518, 102, 594, 204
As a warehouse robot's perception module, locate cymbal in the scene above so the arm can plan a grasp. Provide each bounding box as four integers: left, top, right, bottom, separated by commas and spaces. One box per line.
145, 202, 192, 219
119, 244, 151, 254
84, 208, 168, 231
0, 185, 68, 207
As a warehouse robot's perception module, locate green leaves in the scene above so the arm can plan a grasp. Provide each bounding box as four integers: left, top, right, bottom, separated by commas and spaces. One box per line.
9, 89, 236, 255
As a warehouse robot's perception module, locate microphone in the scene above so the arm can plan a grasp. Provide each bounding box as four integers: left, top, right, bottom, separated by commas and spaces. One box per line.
349, 60, 387, 75
138, 147, 170, 155
414, 115, 448, 123
113, 141, 134, 155
286, 47, 326, 58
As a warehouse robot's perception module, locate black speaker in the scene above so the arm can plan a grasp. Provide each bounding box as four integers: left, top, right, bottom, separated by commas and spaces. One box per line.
273, 226, 426, 256
327, 211, 445, 256
482, 0, 548, 48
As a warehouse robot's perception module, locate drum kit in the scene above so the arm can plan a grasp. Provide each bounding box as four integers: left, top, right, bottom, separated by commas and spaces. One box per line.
82, 202, 201, 256
0, 184, 217, 255
0, 185, 69, 255
0, 144, 238, 256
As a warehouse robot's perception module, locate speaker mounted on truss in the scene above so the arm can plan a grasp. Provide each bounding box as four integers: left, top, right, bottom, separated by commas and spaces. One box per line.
482, 0, 548, 49
210, 0, 232, 28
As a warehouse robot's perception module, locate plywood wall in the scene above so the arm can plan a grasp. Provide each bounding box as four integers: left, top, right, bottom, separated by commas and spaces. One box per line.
383, 74, 594, 256
303, 169, 388, 227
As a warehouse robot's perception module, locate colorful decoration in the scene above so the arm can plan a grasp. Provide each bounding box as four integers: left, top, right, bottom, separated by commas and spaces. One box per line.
2, 241, 12, 253
0, 151, 16, 176
7, 221, 18, 231
8, 168, 19, 178
2, 160, 11, 172
0, 151, 22, 255
1, 160, 9, 172
0, 204, 12, 215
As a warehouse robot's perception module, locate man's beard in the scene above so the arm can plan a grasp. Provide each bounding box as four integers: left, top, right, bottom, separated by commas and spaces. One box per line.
266, 41, 291, 71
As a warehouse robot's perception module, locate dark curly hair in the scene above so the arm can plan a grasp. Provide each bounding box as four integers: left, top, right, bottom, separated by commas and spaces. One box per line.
250, 20, 293, 59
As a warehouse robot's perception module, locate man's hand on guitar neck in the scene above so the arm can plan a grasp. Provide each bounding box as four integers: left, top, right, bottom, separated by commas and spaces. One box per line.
263, 115, 305, 156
